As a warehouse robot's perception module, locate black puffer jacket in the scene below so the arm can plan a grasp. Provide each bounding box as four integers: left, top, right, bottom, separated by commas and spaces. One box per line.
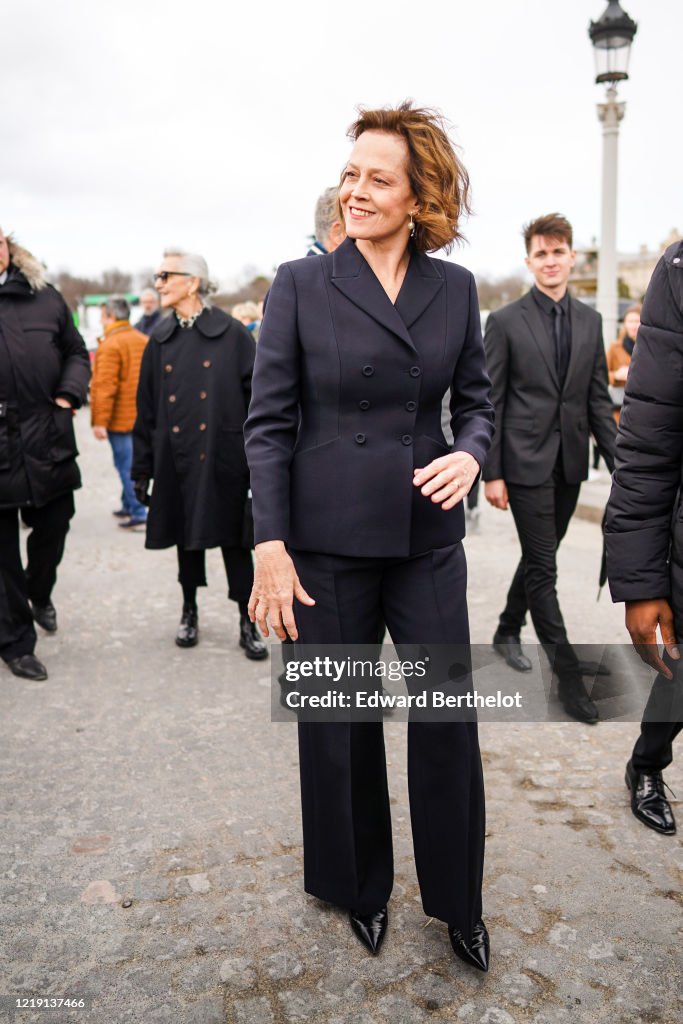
605, 240, 683, 622
0, 246, 91, 509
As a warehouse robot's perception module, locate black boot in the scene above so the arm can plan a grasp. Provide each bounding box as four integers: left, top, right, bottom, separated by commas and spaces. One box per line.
239, 614, 268, 660
7, 654, 48, 681
349, 907, 388, 955
449, 918, 490, 972
176, 604, 198, 647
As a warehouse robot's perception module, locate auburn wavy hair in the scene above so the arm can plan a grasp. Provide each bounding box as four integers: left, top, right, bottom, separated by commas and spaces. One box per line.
339, 101, 471, 254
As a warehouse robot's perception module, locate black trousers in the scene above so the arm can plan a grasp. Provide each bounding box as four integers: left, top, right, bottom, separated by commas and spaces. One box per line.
0, 492, 75, 661
632, 660, 683, 772
498, 463, 581, 680
176, 545, 254, 604
290, 543, 485, 935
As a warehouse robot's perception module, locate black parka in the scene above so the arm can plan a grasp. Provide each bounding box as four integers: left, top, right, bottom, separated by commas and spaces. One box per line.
605, 240, 683, 624
0, 265, 90, 509
132, 306, 255, 551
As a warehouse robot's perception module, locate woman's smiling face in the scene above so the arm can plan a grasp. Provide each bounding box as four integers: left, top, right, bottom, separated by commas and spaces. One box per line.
339, 130, 417, 247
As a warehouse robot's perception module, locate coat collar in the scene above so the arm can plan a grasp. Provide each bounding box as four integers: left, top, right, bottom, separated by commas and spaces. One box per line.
330, 238, 443, 352
153, 305, 230, 343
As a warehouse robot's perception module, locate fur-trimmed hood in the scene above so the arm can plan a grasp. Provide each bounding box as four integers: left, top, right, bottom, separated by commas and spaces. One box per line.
7, 236, 47, 291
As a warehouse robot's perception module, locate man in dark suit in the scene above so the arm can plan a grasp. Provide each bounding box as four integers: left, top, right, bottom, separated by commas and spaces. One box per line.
605, 238, 683, 835
483, 213, 616, 723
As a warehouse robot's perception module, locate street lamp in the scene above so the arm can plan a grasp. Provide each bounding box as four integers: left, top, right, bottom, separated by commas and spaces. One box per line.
588, 1, 638, 346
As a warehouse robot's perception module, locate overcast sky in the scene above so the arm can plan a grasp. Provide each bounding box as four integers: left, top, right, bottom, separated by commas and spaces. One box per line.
2, 0, 680, 287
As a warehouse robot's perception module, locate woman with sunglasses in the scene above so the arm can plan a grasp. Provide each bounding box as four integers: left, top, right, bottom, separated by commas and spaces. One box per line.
132, 249, 267, 660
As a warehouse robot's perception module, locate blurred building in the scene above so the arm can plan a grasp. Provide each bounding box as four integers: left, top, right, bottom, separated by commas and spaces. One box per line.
572, 228, 682, 305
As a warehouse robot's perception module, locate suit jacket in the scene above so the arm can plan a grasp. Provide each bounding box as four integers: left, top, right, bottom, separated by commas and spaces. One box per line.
244, 237, 494, 558
482, 290, 616, 485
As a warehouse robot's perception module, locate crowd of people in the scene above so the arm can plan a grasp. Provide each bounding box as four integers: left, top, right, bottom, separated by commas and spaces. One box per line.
1, 100, 681, 972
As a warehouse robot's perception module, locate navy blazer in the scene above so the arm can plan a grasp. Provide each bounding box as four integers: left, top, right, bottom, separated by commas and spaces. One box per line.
244, 237, 494, 558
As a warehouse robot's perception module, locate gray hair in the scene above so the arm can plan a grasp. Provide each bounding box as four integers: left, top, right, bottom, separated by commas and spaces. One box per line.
314, 187, 340, 248
163, 248, 218, 301
140, 287, 158, 303
103, 294, 130, 320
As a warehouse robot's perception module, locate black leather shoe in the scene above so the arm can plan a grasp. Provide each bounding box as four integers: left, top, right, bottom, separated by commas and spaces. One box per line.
31, 600, 57, 633
239, 614, 268, 660
625, 760, 676, 835
558, 678, 599, 724
492, 631, 532, 672
175, 605, 198, 647
7, 654, 48, 681
449, 918, 490, 972
349, 907, 388, 955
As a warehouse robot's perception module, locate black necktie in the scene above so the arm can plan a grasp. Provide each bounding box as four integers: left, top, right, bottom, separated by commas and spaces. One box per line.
553, 304, 569, 383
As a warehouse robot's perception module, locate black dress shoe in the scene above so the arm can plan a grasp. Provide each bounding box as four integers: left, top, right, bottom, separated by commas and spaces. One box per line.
558, 678, 599, 724
449, 918, 490, 972
492, 631, 532, 672
625, 760, 676, 835
239, 614, 268, 660
7, 654, 48, 681
30, 599, 57, 633
175, 605, 198, 647
349, 907, 388, 955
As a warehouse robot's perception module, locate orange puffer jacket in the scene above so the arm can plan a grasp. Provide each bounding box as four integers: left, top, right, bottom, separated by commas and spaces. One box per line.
91, 321, 148, 432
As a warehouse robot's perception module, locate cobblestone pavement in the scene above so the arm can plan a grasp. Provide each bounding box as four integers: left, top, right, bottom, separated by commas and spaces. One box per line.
1, 416, 681, 1024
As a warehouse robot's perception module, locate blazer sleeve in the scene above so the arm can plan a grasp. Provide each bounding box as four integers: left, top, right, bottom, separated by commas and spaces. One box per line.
480, 310, 507, 481
605, 252, 683, 602
448, 272, 495, 470
244, 264, 301, 544
587, 315, 617, 472
131, 340, 157, 481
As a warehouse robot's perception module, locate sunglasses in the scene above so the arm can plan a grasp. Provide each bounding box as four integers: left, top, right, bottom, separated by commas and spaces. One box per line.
153, 271, 193, 283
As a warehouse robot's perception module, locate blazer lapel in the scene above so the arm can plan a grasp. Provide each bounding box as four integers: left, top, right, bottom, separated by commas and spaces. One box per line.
394, 249, 444, 328
564, 296, 591, 390
520, 293, 559, 391
331, 238, 418, 353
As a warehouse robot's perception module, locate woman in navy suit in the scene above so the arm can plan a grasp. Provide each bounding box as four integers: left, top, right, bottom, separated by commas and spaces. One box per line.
245, 103, 494, 969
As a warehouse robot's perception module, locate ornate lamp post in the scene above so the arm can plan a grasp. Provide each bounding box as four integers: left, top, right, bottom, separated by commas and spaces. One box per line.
588, 1, 638, 346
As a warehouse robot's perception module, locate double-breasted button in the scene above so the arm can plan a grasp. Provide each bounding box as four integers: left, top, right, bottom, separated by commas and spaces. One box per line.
355, 433, 366, 444
164, 364, 173, 373
199, 391, 207, 400
409, 366, 421, 377
362, 365, 374, 377
405, 400, 417, 411
203, 360, 211, 368
359, 400, 370, 411
199, 452, 206, 461
172, 425, 180, 434
169, 394, 177, 403
401, 434, 413, 445
199, 423, 207, 431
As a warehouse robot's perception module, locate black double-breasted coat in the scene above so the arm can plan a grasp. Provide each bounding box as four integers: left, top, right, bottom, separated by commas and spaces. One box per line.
132, 306, 255, 551
245, 238, 494, 555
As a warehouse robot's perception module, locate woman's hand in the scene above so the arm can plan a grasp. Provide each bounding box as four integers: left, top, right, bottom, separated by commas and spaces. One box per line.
249, 540, 315, 641
413, 451, 480, 510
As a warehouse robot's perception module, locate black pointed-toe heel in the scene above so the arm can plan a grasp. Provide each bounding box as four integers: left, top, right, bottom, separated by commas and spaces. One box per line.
349, 906, 388, 955
448, 918, 490, 972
